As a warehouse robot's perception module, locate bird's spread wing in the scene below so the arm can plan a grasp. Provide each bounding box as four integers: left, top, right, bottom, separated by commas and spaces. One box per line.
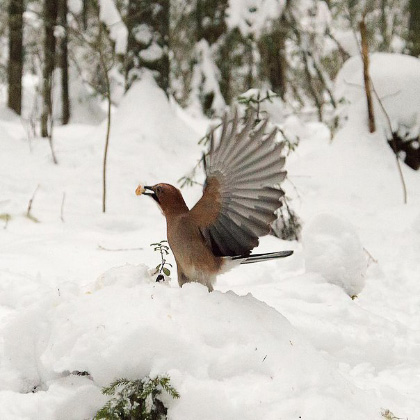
190, 110, 286, 257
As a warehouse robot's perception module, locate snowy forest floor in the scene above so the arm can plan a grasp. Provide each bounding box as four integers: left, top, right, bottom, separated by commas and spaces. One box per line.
0, 78, 420, 420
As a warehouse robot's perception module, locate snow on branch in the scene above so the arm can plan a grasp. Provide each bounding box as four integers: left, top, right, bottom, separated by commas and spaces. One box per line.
227, 0, 286, 37
98, 0, 128, 54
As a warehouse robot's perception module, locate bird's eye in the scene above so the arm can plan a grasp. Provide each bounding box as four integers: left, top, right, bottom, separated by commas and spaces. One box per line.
156, 186, 162, 195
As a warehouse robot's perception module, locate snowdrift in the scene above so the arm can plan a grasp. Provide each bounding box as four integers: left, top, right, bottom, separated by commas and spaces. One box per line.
103, 73, 203, 212
0, 265, 381, 420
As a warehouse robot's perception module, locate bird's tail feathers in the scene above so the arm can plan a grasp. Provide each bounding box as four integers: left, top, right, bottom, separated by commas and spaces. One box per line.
232, 250, 293, 265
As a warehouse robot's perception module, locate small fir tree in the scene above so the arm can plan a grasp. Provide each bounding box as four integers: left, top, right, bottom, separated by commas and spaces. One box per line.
94, 375, 180, 420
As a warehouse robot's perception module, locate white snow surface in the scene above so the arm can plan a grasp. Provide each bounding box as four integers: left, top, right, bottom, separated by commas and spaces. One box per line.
303, 214, 367, 296
1, 75, 420, 419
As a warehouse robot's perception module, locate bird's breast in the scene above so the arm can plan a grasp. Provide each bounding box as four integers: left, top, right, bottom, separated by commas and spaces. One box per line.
167, 214, 222, 275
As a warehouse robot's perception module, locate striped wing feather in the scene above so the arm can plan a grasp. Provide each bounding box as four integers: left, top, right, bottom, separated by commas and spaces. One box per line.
190, 111, 286, 257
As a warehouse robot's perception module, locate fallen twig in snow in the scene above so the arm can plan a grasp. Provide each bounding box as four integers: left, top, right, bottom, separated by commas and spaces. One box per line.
363, 247, 378, 265
60, 192, 66, 223
26, 185, 40, 223
98, 245, 143, 252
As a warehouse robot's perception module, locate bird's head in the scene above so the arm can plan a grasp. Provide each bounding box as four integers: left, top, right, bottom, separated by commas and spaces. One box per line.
135, 183, 188, 216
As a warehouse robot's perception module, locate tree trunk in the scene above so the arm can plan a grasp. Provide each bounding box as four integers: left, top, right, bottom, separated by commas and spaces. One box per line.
7, 0, 24, 115
59, 0, 70, 125
360, 17, 376, 133
125, 0, 170, 94
218, 28, 239, 107
258, 27, 287, 99
379, 0, 389, 50
408, 0, 420, 57
41, 0, 58, 137
82, 0, 88, 30
245, 36, 254, 91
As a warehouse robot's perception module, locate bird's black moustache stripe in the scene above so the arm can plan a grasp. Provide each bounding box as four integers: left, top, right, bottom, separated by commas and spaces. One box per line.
143, 186, 159, 203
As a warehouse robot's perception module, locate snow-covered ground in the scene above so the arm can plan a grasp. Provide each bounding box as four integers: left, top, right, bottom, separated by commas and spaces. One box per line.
0, 74, 419, 419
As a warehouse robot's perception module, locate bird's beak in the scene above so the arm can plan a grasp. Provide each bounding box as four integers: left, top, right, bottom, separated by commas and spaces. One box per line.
135, 185, 159, 203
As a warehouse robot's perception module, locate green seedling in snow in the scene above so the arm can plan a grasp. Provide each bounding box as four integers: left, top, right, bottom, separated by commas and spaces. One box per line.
150, 240, 172, 282
94, 375, 180, 420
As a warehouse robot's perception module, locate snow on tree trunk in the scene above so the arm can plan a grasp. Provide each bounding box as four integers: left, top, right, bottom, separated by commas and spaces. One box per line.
191, 0, 228, 116
189, 39, 225, 116
125, 0, 170, 94
98, 0, 128, 55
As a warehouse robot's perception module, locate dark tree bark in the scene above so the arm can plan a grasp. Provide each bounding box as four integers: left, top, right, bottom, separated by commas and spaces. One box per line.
244, 36, 254, 91
59, 0, 70, 125
41, 0, 59, 137
125, 0, 170, 94
258, 0, 290, 99
7, 0, 24, 115
82, 0, 88, 30
218, 28, 240, 105
196, 0, 228, 44
258, 27, 287, 99
408, 0, 420, 57
379, 0, 389, 50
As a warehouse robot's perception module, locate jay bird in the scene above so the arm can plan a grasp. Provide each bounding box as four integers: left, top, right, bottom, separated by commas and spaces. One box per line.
136, 111, 293, 291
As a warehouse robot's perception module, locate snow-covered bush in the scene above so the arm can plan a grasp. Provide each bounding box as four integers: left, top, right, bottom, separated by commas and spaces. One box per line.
335, 53, 420, 142
334, 53, 420, 170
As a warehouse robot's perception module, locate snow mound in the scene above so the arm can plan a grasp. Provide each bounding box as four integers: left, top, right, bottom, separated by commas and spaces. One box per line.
0, 106, 20, 122
0, 264, 380, 420
303, 214, 367, 296
335, 53, 420, 137
97, 73, 203, 212
106, 73, 201, 183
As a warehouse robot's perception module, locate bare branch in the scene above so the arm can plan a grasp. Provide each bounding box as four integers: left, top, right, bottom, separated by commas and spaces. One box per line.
359, 16, 376, 133
371, 82, 408, 204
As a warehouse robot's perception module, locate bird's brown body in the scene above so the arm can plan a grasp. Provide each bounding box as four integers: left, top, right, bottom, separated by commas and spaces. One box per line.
149, 181, 224, 291
136, 111, 292, 291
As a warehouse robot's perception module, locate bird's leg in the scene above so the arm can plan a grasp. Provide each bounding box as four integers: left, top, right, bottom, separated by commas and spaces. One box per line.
177, 268, 190, 288
177, 267, 213, 292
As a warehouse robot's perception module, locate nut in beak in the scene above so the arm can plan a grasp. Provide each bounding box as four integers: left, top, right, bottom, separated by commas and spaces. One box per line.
135, 185, 146, 196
